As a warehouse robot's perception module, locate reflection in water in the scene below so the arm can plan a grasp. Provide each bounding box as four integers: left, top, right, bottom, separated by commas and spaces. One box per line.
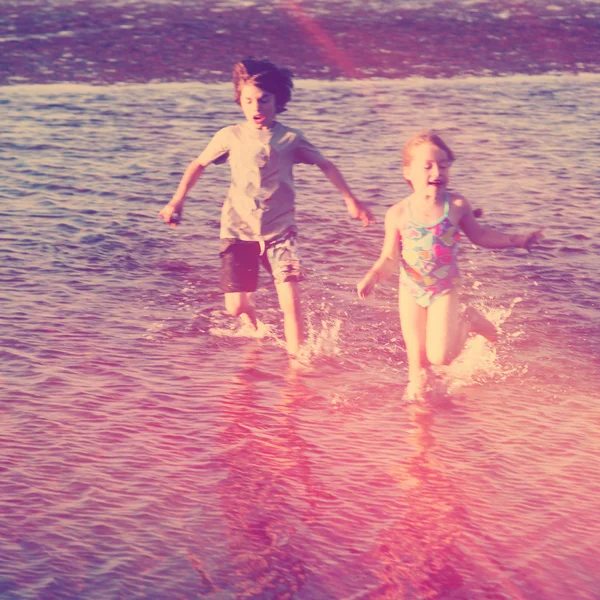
1, 73, 599, 597
204, 346, 324, 598
363, 399, 527, 600
367, 402, 467, 599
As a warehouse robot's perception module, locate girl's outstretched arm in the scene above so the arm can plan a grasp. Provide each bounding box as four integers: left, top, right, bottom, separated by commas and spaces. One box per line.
357, 203, 402, 298
458, 196, 544, 250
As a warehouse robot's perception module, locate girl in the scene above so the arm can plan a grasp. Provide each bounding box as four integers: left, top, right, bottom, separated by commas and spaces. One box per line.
357, 131, 543, 399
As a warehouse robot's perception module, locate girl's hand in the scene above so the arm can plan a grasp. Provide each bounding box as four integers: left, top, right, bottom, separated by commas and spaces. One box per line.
158, 203, 182, 227
522, 229, 544, 251
357, 271, 379, 298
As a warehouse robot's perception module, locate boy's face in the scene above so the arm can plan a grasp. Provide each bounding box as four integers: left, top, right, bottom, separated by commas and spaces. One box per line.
240, 83, 277, 129
403, 142, 451, 198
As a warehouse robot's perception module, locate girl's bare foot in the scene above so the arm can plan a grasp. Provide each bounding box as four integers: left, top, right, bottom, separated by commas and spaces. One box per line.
404, 368, 430, 401
465, 306, 498, 342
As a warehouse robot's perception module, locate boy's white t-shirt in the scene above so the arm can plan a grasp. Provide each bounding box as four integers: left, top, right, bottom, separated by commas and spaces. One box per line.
197, 121, 324, 241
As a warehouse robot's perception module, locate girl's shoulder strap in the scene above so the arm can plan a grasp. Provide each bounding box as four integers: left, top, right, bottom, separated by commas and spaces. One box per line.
405, 197, 414, 221
443, 191, 451, 217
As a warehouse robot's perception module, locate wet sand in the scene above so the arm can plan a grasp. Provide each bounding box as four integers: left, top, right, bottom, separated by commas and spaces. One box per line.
2, 0, 599, 85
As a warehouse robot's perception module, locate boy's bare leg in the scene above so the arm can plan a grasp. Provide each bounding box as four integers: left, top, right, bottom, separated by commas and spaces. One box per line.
399, 287, 429, 398
275, 280, 304, 356
224, 292, 257, 330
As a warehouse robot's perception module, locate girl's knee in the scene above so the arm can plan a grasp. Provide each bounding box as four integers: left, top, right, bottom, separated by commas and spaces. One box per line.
426, 346, 451, 366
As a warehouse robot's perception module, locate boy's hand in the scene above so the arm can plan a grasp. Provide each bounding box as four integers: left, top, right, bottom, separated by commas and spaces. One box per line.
348, 200, 375, 227
158, 203, 182, 227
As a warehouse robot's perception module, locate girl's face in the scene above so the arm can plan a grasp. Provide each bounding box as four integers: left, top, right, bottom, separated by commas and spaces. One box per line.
240, 83, 277, 129
403, 142, 451, 198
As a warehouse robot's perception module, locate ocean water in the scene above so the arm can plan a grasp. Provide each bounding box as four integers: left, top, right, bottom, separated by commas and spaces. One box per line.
2, 0, 600, 84
2, 72, 599, 600
2, 1, 600, 598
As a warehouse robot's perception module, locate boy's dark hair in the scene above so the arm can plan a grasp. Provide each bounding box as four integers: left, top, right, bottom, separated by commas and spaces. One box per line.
233, 59, 294, 114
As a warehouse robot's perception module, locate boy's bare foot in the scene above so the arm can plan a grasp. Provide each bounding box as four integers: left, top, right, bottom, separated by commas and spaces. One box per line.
239, 312, 257, 331
465, 306, 498, 342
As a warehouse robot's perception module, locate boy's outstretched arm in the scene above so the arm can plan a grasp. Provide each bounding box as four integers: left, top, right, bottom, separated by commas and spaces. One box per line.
316, 158, 375, 226
459, 197, 544, 251
159, 158, 206, 226
357, 204, 402, 298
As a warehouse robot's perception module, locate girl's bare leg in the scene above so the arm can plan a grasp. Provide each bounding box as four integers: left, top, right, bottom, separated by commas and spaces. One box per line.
426, 289, 464, 365
426, 289, 498, 366
224, 292, 257, 330
464, 305, 498, 342
399, 286, 429, 398
275, 280, 304, 356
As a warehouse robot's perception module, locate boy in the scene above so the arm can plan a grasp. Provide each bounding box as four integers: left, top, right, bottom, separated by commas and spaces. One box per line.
159, 59, 374, 356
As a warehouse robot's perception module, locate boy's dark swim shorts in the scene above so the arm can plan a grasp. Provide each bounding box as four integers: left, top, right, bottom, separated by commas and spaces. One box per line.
219, 228, 302, 293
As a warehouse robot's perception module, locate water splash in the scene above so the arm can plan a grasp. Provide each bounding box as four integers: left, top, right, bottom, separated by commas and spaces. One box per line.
204, 297, 344, 365
293, 299, 344, 365
439, 297, 528, 392
208, 316, 274, 339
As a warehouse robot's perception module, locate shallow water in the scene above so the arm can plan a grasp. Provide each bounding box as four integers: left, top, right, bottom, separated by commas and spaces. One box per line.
1, 72, 599, 598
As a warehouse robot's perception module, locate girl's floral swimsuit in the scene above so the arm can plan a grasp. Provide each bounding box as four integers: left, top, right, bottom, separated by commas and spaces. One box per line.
400, 194, 461, 307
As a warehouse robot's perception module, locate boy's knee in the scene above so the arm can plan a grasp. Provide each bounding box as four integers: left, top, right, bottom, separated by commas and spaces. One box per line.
278, 299, 297, 317
224, 296, 246, 317
225, 305, 242, 317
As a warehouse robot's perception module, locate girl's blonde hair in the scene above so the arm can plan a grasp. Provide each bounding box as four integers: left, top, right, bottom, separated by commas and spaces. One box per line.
402, 130, 455, 167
